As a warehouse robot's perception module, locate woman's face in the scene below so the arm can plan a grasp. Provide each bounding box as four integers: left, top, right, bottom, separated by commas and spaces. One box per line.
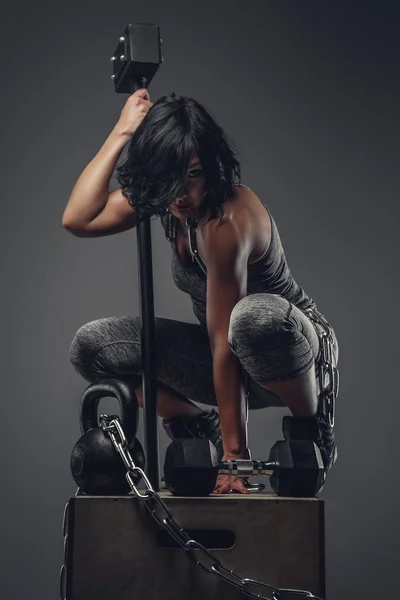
168, 154, 207, 221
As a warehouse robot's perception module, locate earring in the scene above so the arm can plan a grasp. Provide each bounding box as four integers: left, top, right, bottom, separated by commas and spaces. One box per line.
166, 209, 175, 241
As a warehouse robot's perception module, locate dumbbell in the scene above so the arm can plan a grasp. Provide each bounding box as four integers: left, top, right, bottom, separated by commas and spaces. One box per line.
164, 438, 325, 497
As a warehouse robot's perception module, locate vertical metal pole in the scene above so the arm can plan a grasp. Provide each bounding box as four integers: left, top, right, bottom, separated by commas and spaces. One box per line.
136, 207, 160, 491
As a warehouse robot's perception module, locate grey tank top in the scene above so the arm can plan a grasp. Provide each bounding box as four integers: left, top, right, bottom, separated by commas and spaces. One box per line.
160, 193, 317, 326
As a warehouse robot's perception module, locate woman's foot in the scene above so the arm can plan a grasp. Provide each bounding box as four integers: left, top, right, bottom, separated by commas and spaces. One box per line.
282, 415, 337, 473
162, 409, 224, 461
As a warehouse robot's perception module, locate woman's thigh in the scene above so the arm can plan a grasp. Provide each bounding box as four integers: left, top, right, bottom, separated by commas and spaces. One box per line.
228, 293, 339, 410
69, 316, 218, 405
69, 298, 338, 412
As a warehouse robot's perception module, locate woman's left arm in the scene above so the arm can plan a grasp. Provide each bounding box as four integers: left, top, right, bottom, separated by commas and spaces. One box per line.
202, 221, 249, 459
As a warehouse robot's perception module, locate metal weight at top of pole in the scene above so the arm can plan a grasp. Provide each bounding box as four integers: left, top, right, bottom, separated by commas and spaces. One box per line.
110, 23, 163, 491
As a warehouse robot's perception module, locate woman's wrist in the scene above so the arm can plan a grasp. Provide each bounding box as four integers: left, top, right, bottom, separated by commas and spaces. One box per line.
112, 122, 136, 142
222, 449, 248, 461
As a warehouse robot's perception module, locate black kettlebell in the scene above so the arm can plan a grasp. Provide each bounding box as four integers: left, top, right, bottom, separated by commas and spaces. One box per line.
70, 379, 145, 495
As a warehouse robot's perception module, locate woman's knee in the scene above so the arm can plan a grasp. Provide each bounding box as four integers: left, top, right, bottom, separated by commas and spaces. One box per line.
228, 294, 315, 383
69, 316, 142, 381
228, 294, 293, 354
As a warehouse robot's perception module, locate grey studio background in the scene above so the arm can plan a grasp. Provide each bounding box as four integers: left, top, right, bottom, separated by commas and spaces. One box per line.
0, 1, 398, 599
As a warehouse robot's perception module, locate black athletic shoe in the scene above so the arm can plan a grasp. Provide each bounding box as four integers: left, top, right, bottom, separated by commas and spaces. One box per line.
162, 409, 224, 462
282, 415, 338, 473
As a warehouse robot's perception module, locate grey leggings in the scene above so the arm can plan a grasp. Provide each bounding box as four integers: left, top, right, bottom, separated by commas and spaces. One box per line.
69, 293, 339, 410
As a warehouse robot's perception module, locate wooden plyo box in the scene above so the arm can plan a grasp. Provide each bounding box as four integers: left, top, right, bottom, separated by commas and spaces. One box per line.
64, 491, 325, 600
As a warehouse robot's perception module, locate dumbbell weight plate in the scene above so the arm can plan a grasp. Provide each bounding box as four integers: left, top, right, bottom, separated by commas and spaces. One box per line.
164, 438, 219, 496
269, 440, 325, 497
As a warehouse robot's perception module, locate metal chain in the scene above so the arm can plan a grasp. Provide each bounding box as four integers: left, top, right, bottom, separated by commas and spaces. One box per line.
59, 310, 337, 599
161, 212, 338, 429
304, 308, 339, 428
59, 418, 327, 599
57, 414, 321, 600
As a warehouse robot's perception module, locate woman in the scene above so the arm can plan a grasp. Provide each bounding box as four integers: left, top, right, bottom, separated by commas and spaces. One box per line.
63, 88, 339, 494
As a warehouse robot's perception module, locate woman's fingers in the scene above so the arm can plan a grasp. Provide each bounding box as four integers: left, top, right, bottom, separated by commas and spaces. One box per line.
213, 475, 250, 494
133, 87, 150, 101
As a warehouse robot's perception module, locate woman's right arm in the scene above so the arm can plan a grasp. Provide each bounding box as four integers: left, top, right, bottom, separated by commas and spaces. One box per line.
62, 88, 151, 237
62, 128, 136, 237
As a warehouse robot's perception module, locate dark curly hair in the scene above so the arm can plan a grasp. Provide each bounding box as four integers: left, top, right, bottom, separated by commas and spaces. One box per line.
116, 92, 242, 224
